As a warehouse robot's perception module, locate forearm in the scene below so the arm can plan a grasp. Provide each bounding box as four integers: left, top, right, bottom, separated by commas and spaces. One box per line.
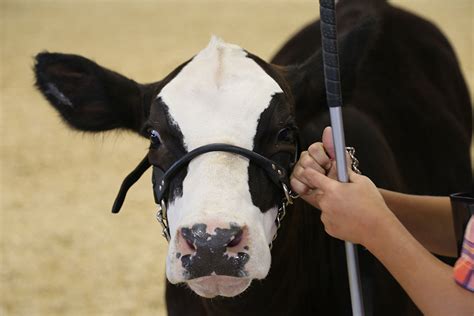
366, 213, 474, 315
379, 189, 456, 257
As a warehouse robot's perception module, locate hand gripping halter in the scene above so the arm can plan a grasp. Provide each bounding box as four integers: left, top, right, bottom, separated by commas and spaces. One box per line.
111, 143, 299, 249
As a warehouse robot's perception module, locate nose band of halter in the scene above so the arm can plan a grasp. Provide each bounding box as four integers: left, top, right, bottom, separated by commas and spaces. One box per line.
111, 142, 299, 243
111, 143, 296, 214
152, 143, 293, 205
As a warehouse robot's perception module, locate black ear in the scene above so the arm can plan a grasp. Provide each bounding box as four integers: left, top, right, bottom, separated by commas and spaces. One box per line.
285, 17, 380, 111
34, 52, 156, 133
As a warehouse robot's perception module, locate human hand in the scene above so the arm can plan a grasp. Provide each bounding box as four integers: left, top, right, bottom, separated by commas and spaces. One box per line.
290, 127, 336, 196
297, 168, 394, 246
290, 126, 394, 245
290, 126, 350, 204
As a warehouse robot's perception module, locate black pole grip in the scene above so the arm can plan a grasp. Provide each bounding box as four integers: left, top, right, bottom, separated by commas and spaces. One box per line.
320, 0, 343, 108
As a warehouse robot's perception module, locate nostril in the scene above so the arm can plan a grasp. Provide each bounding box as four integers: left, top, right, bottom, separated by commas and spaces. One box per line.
185, 239, 196, 251
180, 228, 197, 251
227, 229, 243, 248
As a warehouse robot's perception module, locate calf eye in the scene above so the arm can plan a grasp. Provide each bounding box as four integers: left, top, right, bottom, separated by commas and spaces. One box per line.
277, 127, 295, 143
150, 129, 161, 148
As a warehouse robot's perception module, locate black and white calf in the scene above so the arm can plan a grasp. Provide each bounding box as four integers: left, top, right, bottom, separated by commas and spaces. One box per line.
34, 0, 472, 314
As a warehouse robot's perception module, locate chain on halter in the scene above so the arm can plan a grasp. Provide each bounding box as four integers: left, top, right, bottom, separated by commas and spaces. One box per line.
156, 200, 171, 241
269, 183, 299, 249
346, 147, 362, 175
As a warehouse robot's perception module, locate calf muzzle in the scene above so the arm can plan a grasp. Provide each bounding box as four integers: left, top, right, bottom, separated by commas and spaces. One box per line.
176, 223, 250, 280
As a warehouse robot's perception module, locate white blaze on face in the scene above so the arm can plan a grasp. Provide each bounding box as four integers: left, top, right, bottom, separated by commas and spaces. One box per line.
158, 37, 283, 289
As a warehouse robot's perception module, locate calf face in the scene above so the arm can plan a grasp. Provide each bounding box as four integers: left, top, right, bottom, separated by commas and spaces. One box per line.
35, 37, 298, 298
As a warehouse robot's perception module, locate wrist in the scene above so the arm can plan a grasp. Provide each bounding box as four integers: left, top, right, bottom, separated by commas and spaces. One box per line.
362, 207, 399, 251
378, 188, 392, 208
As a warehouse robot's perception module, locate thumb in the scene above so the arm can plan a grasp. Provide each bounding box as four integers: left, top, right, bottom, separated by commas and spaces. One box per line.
322, 126, 335, 160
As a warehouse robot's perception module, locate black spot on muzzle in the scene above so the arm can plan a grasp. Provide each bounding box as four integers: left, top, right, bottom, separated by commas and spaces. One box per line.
180, 223, 250, 279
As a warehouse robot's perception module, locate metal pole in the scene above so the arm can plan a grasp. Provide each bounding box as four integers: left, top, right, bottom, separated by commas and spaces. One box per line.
330, 108, 365, 316
319, 1, 365, 315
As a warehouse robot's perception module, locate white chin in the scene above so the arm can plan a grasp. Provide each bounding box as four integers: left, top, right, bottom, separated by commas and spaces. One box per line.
187, 276, 252, 298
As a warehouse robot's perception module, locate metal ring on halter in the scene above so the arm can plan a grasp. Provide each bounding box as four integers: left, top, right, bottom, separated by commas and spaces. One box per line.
282, 183, 292, 204
289, 191, 300, 200
270, 201, 287, 249
282, 183, 300, 205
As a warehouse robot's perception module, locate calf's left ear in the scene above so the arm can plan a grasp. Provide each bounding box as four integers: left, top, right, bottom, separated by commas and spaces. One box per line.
34, 52, 156, 133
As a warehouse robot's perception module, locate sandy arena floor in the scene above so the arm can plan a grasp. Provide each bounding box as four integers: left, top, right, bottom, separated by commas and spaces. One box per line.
1, 0, 472, 315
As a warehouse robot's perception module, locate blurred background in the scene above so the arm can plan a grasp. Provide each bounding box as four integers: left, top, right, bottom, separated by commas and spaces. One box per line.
1, 0, 472, 315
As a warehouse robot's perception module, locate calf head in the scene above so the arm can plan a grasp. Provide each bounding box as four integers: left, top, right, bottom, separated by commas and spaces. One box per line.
34, 20, 375, 298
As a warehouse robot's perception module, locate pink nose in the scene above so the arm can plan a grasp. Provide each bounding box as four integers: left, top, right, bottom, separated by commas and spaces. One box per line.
175, 223, 251, 279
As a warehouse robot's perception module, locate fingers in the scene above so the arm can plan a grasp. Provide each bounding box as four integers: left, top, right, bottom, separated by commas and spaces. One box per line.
291, 125, 362, 198
322, 127, 335, 159
327, 161, 338, 180
298, 150, 327, 174
291, 161, 335, 200
291, 164, 320, 195
321, 126, 357, 177
291, 170, 324, 209
290, 176, 310, 195
325, 149, 354, 180
301, 168, 338, 192
298, 184, 324, 208
291, 143, 332, 193
307, 143, 332, 172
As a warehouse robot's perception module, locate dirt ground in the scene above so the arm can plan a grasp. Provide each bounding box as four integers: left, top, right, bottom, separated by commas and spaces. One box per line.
1, 0, 472, 315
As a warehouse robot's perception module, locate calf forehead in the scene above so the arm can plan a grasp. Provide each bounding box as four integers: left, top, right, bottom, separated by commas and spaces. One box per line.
158, 37, 283, 150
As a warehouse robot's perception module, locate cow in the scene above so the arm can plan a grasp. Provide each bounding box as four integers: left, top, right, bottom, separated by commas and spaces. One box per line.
34, 0, 472, 315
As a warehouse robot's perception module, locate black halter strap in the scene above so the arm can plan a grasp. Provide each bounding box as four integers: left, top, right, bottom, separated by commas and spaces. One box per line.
152, 143, 292, 204
111, 155, 151, 213
111, 141, 299, 243
112, 143, 296, 214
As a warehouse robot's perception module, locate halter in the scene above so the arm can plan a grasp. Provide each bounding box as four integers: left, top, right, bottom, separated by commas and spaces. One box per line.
152, 143, 299, 244
112, 143, 299, 247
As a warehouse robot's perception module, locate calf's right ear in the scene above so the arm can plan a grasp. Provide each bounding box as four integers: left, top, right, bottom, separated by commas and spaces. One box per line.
34, 52, 156, 133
